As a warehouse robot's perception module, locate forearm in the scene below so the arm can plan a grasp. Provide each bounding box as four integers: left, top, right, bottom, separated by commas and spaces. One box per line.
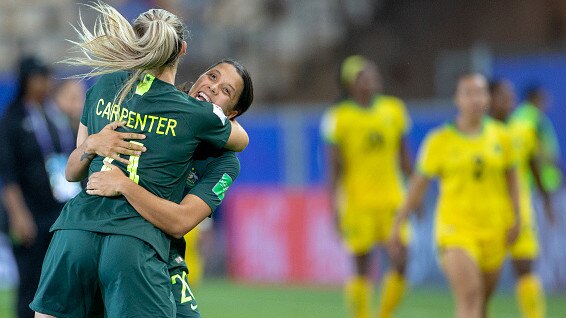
327, 146, 341, 215
1, 183, 31, 220
118, 179, 210, 238
393, 173, 428, 228
400, 139, 413, 177
225, 120, 249, 152
66, 142, 95, 182
529, 157, 551, 201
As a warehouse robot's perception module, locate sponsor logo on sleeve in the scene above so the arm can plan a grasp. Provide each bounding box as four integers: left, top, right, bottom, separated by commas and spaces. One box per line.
212, 173, 233, 200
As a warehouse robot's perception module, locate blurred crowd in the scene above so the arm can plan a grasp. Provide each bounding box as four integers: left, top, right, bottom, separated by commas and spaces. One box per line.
2, 0, 565, 104
0, 56, 85, 318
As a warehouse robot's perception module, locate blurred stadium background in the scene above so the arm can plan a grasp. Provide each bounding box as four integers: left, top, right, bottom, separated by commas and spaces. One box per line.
1, 0, 566, 317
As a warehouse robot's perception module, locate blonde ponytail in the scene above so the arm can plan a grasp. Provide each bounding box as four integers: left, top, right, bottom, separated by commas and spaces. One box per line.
64, 2, 186, 105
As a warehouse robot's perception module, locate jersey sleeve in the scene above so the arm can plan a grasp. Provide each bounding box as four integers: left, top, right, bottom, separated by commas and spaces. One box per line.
188, 152, 240, 214
320, 107, 339, 145
416, 131, 441, 178
80, 86, 94, 126
192, 103, 233, 149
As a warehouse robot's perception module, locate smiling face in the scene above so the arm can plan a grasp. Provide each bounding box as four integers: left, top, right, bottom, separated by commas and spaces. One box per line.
188, 62, 244, 119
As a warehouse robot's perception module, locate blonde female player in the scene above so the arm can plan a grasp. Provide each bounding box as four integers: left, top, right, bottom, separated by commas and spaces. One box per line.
31, 4, 248, 318
388, 73, 521, 318
321, 55, 412, 318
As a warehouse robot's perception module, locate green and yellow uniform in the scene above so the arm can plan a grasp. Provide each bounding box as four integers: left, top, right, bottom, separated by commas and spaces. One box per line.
168, 144, 240, 318
506, 113, 539, 259
31, 72, 232, 318
321, 95, 411, 254
514, 102, 562, 192
418, 118, 515, 272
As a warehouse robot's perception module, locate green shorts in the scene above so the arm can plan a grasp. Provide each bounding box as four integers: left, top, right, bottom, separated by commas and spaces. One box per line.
30, 229, 175, 318
169, 254, 201, 318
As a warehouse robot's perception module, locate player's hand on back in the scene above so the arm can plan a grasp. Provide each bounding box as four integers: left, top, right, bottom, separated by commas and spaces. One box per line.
84, 121, 147, 165
86, 161, 128, 197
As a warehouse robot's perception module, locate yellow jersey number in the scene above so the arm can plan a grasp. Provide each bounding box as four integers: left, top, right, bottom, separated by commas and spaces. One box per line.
101, 141, 144, 184
171, 271, 197, 306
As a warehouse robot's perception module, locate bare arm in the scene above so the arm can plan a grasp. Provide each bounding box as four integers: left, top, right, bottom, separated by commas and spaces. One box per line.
399, 137, 413, 177
1, 183, 36, 246
529, 157, 554, 224
224, 119, 249, 152
327, 144, 342, 233
505, 167, 521, 245
388, 173, 429, 261
65, 122, 146, 182
392, 173, 430, 231
86, 162, 211, 238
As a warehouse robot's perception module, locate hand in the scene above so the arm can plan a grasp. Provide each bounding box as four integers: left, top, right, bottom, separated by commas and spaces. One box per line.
387, 227, 404, 264
84, 122, 146, 165
86, 162, 128, 197
506, 221, 520, 246
9, 209, 37, 247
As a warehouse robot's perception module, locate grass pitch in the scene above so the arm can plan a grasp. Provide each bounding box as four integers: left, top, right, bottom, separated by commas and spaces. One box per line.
2, 279, 565, 317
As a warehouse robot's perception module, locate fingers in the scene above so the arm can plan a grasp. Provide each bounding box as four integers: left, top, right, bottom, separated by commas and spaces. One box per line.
103, 161, 118, 170
118, 140, 146, 153
106, 121, 126, 130
119, 131, 146, 141
86, 189, 102, 196
112, 154, 130, 165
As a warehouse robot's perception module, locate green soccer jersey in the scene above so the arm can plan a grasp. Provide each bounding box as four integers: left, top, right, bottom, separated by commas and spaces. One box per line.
168, 143, 240, 273
52, 71, 232, 260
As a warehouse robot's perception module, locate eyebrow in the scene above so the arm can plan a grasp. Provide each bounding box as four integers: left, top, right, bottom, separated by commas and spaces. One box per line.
212, 69, 236, 95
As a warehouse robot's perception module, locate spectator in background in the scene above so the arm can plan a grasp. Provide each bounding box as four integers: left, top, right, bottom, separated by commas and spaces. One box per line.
321, 55, 412, 318
516, 84, 563, 193
490, 79, 554, 318
53, 79, 86, 134
0, 56, 79, 318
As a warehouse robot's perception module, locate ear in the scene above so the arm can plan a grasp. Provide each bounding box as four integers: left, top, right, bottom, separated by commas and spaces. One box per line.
227, 110, 238, 120
180, 41, 187, 56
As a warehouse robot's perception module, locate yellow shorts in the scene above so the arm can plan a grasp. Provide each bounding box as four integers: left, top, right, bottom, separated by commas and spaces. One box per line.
437, 225, 506, 273
508, 222, 539, 259
339, 208, 411, 255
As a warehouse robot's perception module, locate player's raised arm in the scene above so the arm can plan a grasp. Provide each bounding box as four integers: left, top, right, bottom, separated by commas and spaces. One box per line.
224, 119, 249, 152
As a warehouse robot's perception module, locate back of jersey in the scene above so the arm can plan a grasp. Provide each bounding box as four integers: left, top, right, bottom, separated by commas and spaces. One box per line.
53, 71, 232, 260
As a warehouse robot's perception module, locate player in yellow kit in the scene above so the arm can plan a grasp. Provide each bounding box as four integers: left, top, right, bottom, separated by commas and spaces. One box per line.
490, 79, 554, 318
321, 56, 412, 318
389, 73, 521, 318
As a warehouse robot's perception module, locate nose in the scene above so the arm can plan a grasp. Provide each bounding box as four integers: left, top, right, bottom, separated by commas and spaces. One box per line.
209, 84, 218, 95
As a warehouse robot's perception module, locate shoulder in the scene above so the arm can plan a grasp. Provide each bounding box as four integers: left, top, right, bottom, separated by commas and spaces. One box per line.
194, 149, 240, 181
427, 124, 450, 141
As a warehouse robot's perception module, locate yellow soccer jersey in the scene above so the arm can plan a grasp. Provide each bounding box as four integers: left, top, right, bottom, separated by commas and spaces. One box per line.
417, 118, 515, 232
507, 117, 537, 227
321, 95, 411, 212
